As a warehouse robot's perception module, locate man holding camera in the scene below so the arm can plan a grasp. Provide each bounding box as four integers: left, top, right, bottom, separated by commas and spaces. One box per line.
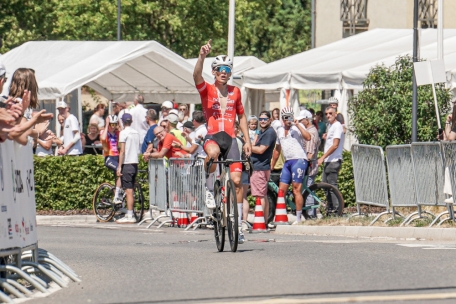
272, 107, 311, 224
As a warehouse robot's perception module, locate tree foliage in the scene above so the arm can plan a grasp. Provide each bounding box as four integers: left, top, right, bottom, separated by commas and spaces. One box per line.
0, 0, 311, 62
348, 55, 451, 148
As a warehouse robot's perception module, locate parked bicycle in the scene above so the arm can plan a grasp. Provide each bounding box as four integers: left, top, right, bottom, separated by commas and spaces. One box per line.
92, 170, 146, 223
208, 157, 252, 253
247, 170, 344, 223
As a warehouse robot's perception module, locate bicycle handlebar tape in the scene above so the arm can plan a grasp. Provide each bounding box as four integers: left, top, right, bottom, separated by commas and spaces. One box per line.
273, 189, 290, 225
251, 197, 269, 233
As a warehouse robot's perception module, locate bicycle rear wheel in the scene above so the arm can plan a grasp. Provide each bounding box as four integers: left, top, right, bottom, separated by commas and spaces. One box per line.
213, 180, 225, 252
93, 183, 116, 222
226, 179, 238, 252
302, 182, 344, 217
133, 183, 145, 222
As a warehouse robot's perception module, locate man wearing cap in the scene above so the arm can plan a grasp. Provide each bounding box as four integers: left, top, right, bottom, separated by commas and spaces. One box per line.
57, 101, 83, 156
177, 121, 200, 157
318, 106, 344, 216
297, 109, 320, 218
250, 111, 277, 227
116, 113, 141, 224
130, 95, 149, 148
159, 100, 173, 123
327, 97, 346, 133
167, 111, 186, 146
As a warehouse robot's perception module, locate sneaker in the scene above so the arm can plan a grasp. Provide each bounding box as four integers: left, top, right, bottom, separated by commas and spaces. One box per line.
116, 215, 136, 224
268, 223, 275, 229
113, 197, 123, 205
291, 221, 301, 225
238, 229, 245, 244
205, 190, 216, 209
241, 222, 249, 231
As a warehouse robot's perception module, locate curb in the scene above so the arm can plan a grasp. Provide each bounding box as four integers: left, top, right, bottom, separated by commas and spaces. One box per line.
275, 225, 456, 242
37, 215, 96, 225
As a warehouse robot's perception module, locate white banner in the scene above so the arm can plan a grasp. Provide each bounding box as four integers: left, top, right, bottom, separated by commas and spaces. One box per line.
0, 140, 38, 250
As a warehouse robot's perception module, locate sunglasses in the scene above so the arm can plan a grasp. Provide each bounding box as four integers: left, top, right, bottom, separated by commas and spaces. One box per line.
179, 108, 187, 111
325, 113, 333, 116
215, 66, 232, 74
258, 118, 269, 122
282, 115, 293, 120
109, 123, 118, 127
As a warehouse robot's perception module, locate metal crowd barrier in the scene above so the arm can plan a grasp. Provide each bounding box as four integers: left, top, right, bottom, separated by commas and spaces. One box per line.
167, 158, 207, 230
385, 145, 417, 224
138, 158, 169, 228
399, 142, 446, 226
351, 144, 389, 225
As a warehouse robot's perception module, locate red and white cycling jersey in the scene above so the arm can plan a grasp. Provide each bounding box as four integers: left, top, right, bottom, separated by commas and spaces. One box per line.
196, 81, 244, 138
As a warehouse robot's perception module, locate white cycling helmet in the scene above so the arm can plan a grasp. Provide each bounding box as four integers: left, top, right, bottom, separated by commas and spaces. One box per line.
328, 96, 339, 104
280, 107, 294, 116
108, 115, 119, 124
211, 55, 233, 69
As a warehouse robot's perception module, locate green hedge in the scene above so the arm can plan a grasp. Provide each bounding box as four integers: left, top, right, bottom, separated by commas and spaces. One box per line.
33, 151, 355, 211
34, 155, 149, 210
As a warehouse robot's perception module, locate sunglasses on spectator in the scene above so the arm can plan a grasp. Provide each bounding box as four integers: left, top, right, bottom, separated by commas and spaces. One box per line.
325, 112, 333, 116
215, 66, 232, 74
109, 123, 118, 127
258, 118, 269, 122
179, 108, 187, 111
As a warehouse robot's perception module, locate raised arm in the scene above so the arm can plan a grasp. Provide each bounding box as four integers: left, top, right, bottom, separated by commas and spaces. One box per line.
193, 39, 212, 86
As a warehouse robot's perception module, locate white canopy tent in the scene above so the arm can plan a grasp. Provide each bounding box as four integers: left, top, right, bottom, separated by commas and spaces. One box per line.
242, 28, 456, 149
0, 40, 213, 103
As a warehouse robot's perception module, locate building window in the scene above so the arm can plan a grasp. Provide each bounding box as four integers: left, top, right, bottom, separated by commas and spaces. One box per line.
340, 0, 369, 38
419, 0, 437, 28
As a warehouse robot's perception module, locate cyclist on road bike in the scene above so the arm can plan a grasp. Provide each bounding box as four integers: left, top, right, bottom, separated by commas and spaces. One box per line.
271, 107, 311, 225
100, 115, 123, 204
193, 40, 252, 240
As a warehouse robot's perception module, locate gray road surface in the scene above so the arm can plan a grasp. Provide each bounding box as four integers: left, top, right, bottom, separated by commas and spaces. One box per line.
31, 223, 456, 304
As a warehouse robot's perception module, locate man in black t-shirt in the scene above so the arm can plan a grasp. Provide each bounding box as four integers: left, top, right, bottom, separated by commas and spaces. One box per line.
250, 111, 277, 225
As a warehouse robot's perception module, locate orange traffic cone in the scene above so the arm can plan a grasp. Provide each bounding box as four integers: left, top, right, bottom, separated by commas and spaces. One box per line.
273, 189, 289, 225
250, 197, 268, 233
179, 212, 189, 228
190, 200, 199, 224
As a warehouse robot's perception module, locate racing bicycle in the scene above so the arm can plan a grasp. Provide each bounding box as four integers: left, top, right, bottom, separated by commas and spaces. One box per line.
208, 157, 252, 253
92, 170, 146, 223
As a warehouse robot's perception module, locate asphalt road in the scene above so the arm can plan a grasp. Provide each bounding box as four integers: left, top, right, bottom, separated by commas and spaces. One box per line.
30, 223, 456, 304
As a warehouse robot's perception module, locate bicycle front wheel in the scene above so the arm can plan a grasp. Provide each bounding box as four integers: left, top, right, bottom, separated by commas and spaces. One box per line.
92, 183, 116, 222
302, 182, 344, 217
213, 180, 225, 252
226, 179, 238, 253
133, 183, 145, 223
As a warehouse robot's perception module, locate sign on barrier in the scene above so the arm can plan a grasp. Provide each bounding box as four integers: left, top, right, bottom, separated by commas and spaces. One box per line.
351, 144, 389, 210
411, 143, 445, 206
385, 145, 417, 207
0, 141, 38, 251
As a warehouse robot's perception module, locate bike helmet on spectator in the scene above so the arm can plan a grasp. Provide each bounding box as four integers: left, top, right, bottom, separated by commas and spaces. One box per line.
211, 55, 233, 70
108, 115, 119, 124
281, 107, 294, 116
328, 97, 339, 104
